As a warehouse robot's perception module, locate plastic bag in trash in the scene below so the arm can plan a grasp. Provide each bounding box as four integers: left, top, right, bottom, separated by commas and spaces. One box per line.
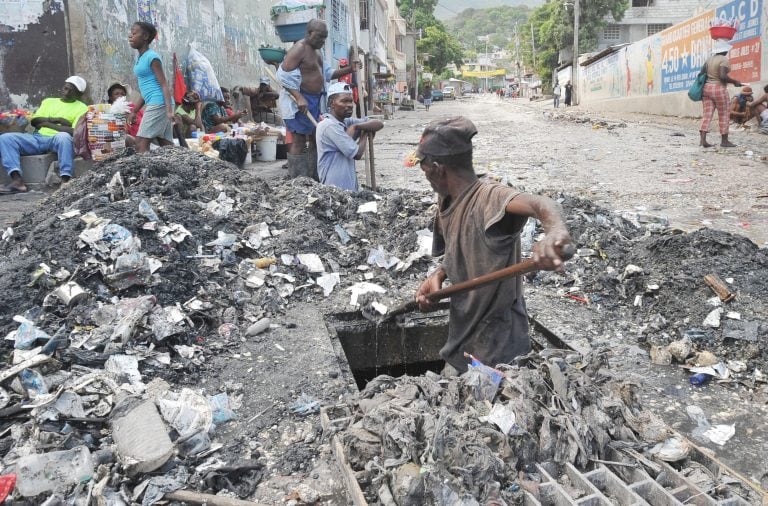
209, 393, 236, 424
13, 318, 51, 350
213, 138, 248, 169
463, 355, 503, 402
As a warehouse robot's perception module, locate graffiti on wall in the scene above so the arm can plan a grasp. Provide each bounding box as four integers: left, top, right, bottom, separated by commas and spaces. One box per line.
0, 0, 289, 109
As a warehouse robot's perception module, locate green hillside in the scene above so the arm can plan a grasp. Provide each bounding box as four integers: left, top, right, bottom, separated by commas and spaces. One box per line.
436, 0, 543, 20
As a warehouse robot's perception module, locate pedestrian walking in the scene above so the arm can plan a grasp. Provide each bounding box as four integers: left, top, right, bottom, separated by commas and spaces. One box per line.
700, 40, 742, 148
423, 82, 432, 111
564, 81, 573, 106
127, 21, 175, 153
553, 81, 561, 108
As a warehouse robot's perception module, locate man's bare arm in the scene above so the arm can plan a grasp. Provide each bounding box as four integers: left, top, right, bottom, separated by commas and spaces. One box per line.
506, 194, 572, 270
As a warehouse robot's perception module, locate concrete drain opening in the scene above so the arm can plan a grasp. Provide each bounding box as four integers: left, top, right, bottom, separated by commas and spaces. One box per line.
326, 308, 450, 390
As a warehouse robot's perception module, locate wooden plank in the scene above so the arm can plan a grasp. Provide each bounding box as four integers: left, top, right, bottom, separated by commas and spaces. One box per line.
331, 435, 369, 506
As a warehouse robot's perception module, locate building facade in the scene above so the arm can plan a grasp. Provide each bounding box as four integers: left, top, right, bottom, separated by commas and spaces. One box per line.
597, 0, 711, 50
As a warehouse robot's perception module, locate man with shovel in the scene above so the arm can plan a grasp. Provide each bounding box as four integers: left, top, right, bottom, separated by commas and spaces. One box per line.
408, 117, 572, 375
277, 19, 359, 179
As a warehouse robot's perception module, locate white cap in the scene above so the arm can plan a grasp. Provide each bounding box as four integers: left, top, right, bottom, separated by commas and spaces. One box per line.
259, 76, 270, 84
327, 82, 352, 98
65, 76, 87, 93
712, 39, 732, 55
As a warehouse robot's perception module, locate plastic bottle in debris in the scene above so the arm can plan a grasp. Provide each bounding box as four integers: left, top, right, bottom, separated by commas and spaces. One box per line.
20, 368, 47, 399
15, 446, 93, 497
689, 373, 712, 386
138, 199, 160, 222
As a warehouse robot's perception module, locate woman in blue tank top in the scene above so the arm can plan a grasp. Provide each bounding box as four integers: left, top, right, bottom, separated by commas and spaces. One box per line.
128, 22, 174, 153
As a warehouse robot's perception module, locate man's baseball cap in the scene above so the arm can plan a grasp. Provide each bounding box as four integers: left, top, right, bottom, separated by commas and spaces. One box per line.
259, 76, 270, 85
404, 116, 477, 167
65, 76, 87, 93
327, 82, 352, 98
742, 86, 753, 94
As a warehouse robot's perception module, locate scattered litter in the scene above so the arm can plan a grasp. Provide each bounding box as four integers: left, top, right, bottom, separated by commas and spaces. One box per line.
347, 282, 387, 306
702, 307, 722, 328
296, 253, 325, 273
289, 394, 320, 416
57, 209, 81, 220
357, 201, 378, 214
245, 318, 271, 336
316, 272, 340, 296
703, 424, 736, 446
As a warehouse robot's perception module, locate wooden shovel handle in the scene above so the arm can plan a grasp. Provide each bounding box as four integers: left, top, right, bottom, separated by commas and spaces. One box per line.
425, 243, 576, 303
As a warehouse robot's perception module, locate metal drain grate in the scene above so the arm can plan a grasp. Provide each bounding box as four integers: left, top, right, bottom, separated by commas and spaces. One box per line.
524, 456, 755, 505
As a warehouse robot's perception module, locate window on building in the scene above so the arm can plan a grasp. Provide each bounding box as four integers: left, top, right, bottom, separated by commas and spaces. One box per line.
359, 0, 368, 30
632, 0, 652, 6
603, 25, 620, 40
396, 35, 404, 53
647, 23, 670, 35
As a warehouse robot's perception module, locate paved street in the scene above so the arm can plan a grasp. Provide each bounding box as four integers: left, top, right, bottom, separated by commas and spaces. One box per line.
373, 94, 768, 246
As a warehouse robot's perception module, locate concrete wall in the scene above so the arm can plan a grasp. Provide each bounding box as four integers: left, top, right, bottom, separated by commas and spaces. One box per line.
581, 0, 767, 117
69, 0, 284, 106
1, 1, 353, 110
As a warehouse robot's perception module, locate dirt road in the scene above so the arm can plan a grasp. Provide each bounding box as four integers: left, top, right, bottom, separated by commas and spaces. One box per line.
373, 94, 768, 247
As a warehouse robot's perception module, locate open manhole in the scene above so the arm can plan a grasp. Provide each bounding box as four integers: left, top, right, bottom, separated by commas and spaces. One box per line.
325, 306, 450, 390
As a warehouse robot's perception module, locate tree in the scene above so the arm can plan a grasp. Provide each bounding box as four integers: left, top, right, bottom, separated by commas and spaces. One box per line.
520, 0, 628, 84
418, 25, 464, 73
445, 6, 531, 54
398, 0, 464, 75
397, 0, 441, 29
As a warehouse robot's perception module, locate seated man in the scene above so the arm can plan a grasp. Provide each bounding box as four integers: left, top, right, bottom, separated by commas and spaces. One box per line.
0, 76, 88, 193
174, 90, 203, 138
729, 86, 754, 126
749, 84, 768, 127
316, 82, 383, 191
240, 78, 280, 124
201, 87, 247, 133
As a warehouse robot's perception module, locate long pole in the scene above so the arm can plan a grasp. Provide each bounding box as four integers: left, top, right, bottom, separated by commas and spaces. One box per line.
573, 0, 580, 106
348, 0, 374, 188
366, 0, 376, 189
530, 23, 536, 69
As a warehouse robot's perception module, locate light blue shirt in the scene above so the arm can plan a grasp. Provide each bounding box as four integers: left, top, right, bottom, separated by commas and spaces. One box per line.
316, 114, 366, 191
134, 49, 164, 105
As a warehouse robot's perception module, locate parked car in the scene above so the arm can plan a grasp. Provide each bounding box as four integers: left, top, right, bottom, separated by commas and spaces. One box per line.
443, 86, 456, 99
431, 89, 444, 101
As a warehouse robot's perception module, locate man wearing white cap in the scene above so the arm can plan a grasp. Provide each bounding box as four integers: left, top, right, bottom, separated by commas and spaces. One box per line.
315, 82, 383, 191
0, 76, 88, 193
699, 40, 742, 148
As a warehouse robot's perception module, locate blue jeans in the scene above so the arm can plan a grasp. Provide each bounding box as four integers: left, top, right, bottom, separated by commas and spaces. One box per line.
0, 132, 75, 177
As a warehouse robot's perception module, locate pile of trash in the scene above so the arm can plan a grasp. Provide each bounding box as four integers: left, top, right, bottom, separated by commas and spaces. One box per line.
539, 194, 768, 378
0, 149, 439, 502
330, 350, 735, 505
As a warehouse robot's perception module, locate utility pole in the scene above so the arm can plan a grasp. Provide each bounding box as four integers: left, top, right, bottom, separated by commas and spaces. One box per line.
530, 23, 536, 69
514, 24, 520, 78
573, 0, 580, 105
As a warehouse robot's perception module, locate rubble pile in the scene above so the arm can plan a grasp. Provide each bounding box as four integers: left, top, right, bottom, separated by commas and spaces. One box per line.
541, 195, 768, 374
332, 351, 755, 504
0, 149, 438, 503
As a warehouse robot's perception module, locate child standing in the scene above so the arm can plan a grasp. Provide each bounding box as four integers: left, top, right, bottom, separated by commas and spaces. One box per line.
127, 22, 174, 153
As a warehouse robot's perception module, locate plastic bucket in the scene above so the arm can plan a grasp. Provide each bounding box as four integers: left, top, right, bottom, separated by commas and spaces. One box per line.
254, 136, 278, 161
709, 26, 737, 40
